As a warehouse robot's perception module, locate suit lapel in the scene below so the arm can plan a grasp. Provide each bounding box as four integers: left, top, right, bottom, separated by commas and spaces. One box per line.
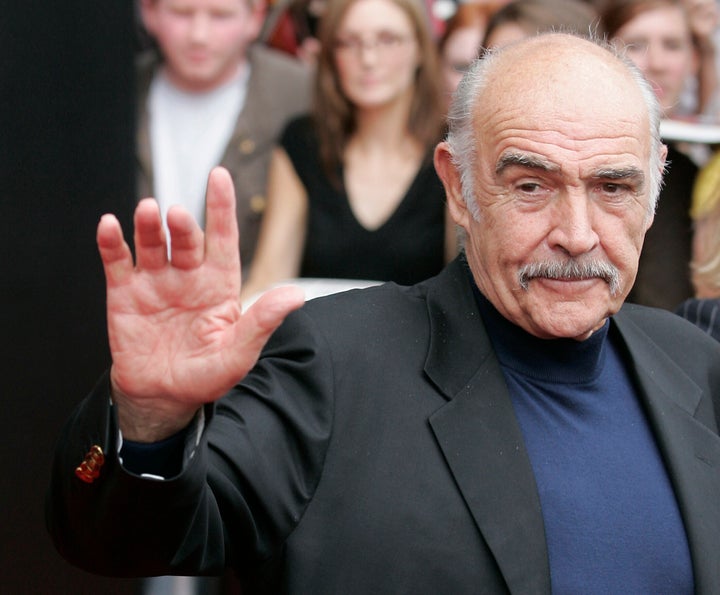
614, 313, 720, 592
424, 260, 551, 594
421, 261, 720, 591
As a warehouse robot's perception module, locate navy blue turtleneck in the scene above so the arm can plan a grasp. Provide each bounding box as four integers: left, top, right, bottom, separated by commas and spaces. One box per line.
474, 287, 694, 594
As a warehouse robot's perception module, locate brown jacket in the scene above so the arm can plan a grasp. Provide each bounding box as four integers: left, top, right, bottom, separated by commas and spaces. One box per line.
136, 44, 312, 271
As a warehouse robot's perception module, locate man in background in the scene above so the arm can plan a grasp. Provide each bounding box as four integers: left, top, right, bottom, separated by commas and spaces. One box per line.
136, 0, 311, 271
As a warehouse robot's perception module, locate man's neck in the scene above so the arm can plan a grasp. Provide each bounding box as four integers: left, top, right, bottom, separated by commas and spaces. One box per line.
162, 60, 247, 94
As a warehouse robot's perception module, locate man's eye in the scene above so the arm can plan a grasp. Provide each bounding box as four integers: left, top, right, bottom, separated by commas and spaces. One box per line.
518, 182, 542, 193
602, 183, 626, 194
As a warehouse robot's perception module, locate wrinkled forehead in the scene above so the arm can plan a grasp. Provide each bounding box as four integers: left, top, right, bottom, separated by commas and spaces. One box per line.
483, 37, 645, 113
475, 37, 652, 164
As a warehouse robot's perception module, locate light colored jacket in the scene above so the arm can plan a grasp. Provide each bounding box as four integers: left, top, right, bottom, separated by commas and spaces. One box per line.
135, 44, 312, 271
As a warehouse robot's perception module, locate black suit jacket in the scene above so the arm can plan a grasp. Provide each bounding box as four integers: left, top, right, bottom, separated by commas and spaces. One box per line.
47, 258, 720, 593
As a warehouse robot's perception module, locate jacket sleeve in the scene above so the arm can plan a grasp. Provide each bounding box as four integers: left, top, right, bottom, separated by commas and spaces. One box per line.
45, 307, 334, 578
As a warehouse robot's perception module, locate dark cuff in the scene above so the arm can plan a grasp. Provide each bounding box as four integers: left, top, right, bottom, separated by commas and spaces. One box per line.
119, 426, 188, 478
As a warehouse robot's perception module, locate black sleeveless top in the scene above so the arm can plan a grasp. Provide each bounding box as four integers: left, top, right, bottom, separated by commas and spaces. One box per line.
281, 115, 446, 285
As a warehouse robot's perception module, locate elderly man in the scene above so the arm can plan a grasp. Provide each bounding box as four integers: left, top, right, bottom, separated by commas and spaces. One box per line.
48, 34, 720, 593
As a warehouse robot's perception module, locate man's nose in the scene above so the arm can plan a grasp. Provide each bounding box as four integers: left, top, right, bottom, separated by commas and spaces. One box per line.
189, 14, 210, 42
547, 193, 600, 256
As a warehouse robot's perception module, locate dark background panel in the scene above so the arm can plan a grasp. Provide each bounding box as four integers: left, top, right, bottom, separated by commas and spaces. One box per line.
1, 1, 138, 593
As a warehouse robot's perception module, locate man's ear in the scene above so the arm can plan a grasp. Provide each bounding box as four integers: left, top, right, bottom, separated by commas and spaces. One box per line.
434, 141, 472, 231
645, 142, 670, 231
659, 142, 668, 174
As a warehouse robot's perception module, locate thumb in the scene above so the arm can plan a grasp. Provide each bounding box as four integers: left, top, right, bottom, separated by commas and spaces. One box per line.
237, 285, 306, 360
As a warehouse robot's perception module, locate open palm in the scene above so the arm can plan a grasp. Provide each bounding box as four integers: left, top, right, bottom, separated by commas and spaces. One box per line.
98, 168, 304, 441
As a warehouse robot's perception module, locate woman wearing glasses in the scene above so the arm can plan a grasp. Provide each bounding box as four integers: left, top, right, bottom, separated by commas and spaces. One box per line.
241, 0, 451, 300
602, 0, 706, 310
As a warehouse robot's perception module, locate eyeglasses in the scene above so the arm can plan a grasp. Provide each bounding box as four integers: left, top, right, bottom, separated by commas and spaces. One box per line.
334, 31, 414, 58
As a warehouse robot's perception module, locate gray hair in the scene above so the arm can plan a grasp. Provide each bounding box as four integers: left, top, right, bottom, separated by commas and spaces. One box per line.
445, 34, 665, 222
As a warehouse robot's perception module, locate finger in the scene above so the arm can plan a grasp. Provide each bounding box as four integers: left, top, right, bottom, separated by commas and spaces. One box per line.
204, 167, 241, 272
167, 205, 204, 270
239, 285, 305, 353
97, 214, 134, 287
134, 198, 169, 270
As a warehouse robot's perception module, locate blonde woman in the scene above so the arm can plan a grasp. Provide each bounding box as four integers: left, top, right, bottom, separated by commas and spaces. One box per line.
676, 152, 720, 340
242, 0, 451, 299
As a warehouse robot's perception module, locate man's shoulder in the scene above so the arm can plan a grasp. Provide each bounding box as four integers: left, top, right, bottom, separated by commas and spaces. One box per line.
263, 259, 482, 363
248, 44, 311, 81
615, 302, 720, 359
287, 271, 452, 338
303, 281, 429, 322
244, 45, 312, 121
619, 301, 705, 328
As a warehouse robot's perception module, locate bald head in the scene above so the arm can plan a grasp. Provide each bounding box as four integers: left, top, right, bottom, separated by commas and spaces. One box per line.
483, 35, 646, 119
446, 33, 664, 219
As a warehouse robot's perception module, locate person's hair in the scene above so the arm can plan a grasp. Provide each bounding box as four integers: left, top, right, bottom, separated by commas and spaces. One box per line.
287, 0, 325, 42
145, 0, 264, 7
445, 33, 665, 221
313, 0, 444, 184
601, 0, 689, 40
482, 0, 602, 48
438, 2, 495, 55
690, 160, 720, 297
692, 205, 720, 297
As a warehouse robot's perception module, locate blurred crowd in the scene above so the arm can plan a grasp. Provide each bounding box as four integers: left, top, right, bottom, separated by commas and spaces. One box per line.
133, 0, 720, 326
126, 1, 720, 592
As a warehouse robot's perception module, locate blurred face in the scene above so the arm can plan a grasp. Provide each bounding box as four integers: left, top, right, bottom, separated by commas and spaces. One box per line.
483, 22, 529, 49
441, 26, 483, 99
438, 39, 661, 340
333, 0, 420, 109
142, 0, 264, 92
613, 5, 696, 114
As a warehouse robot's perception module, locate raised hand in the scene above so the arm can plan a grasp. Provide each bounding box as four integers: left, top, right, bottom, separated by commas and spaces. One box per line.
97, 168, 305, 441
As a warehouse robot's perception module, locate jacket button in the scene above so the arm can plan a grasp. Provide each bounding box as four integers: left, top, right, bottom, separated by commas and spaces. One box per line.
249, 194, 266, 214
75, 445, 105, 483
239, 138, 256, 155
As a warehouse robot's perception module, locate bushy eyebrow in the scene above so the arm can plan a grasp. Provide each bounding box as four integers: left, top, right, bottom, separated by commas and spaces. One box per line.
495, 151, 560, 175
496, 152, 646, 188
591, 167, 645, 188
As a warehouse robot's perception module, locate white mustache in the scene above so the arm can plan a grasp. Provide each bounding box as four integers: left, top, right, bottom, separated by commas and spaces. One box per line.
518, 259, 621, 295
